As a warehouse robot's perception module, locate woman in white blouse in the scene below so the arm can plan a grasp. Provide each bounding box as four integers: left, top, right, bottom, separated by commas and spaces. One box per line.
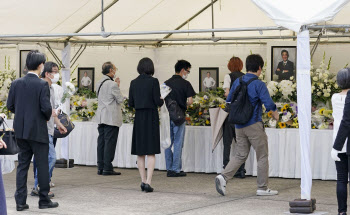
331, 68, 350, 215
81, 71, 92, 88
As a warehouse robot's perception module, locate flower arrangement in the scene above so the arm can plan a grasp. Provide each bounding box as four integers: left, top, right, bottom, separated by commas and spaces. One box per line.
267, 80, 297, 102
122, 98, 135, 123
263, 103, 298, 129
310, 52, 340, 106
70, 95, 98, 121
311, 107, 333, 129
0, 57, 16, 119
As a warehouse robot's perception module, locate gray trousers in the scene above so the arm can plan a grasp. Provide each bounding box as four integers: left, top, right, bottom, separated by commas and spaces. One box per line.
221, 122, 269, 190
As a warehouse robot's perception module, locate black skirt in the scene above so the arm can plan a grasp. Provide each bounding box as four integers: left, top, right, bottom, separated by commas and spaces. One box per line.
131, 108, 160, 155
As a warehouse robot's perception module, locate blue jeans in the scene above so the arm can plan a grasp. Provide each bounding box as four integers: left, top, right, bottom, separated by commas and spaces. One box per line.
165, 121, 186, 173
34, 134, 56, 188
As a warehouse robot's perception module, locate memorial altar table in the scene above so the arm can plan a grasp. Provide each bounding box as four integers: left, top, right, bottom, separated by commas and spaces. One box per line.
6, 121, 337, 180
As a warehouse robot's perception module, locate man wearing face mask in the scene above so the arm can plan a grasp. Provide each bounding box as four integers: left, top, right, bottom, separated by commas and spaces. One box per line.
95, 62, 124, 176
7, 51, 61, 210
164, 60, 196, 177
31, 61, 67, 198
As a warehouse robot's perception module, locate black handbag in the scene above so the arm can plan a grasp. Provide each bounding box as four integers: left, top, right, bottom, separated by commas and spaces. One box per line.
0, 117, 19, 155
165, 98, 186, 126
54, 111, 75, 138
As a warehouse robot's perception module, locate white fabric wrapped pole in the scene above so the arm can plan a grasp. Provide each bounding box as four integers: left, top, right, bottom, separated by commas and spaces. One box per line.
60, 43, 71, 161
297, 29, 312, 200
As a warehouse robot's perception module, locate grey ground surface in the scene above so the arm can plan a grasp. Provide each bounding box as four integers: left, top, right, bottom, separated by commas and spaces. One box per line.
3, 165, 341, 215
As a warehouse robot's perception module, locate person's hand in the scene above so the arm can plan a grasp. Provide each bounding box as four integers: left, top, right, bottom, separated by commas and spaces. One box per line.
0, 113, 6, 119
0, 139, 7, 149
272, 110, 279, 120
58, 123, 67, 134
276, 68, 280, 71
52, 109, 58, 118
115, 77, 120, 87
331, 148, 341, 161
283, 70, 288, 73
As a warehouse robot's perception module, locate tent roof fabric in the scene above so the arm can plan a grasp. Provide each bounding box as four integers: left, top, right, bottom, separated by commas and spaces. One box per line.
1, 0, 349, 45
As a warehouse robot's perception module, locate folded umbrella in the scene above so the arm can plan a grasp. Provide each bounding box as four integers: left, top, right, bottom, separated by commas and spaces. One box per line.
209, 107, 228, 152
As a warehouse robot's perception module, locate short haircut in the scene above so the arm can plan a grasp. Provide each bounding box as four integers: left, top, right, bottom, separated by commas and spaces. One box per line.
26, 50, 46, 71
337, 68, 350, 89
245, 54, 264, 73
102, 62, 114, 75
227, 56, 243, 73
41, 61, 58, 78
281, 50, 289, 57
137, 57, 154, 76
175, 60, 191, 73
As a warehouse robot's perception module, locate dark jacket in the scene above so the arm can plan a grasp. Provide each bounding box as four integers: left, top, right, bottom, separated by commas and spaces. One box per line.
7, 73, 52, 144
333, 90, 350, 155
229, 71, 245, 89
129, 74, 164, 110
275, 60, 294, 81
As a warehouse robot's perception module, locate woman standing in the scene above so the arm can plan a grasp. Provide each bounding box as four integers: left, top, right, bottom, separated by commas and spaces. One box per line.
129, 58, 164, 193
222, 56, 246, 177
332, 68, 350, 215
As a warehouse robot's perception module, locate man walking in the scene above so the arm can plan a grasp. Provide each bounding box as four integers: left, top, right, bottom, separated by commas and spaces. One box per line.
215, 54, 279, 196
164, 60, 196, 177
7, 50, 59, 210
96, 62, 124, 176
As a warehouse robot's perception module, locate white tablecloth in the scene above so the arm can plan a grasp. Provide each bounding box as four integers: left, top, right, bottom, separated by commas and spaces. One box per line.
4, 121, 337, 180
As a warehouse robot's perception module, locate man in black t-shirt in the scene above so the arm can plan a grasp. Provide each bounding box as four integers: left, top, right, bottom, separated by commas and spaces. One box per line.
164, 60, 196, 177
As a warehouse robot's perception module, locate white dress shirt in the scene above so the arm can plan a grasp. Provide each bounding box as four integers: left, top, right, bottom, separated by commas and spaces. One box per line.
81, 76, 92, 87
223, 74, 231, 90
332, 93, 347, 153
203, 77, 216, 88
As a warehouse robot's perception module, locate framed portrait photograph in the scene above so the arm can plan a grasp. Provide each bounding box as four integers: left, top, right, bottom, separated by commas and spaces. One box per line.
19, 50, 31, 77
271, 46, 297, 82
199, 67, 219, 92
78, 67, 95, 91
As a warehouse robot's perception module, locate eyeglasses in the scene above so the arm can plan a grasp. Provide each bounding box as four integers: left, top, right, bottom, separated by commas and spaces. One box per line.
185, 69, 191, 73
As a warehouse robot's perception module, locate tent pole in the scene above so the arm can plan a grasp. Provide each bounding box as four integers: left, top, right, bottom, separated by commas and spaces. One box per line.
211, 0, 215, 38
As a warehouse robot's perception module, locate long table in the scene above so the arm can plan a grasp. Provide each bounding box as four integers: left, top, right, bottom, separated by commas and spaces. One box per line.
50, 122, 336, 180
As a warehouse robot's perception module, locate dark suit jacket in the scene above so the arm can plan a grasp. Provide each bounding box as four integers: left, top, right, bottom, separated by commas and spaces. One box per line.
128, 74, 164, 110
7, 73, 52, 144
334, 90, 350, 155
275, 60, 294, 81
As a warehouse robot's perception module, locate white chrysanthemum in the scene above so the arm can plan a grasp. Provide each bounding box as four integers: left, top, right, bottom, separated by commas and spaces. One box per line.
317, 92, 322, 96
269, 119, 277, 127
313, 77, 318, 81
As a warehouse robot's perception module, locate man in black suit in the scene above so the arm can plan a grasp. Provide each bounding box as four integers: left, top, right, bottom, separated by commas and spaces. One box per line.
7, 50, 59, 211
275, 50, 295, 81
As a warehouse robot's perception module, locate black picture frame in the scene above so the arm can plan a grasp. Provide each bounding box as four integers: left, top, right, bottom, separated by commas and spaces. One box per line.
78, 67, 95, 91
271, 46, 297, 82
199, 67, 219, 92
19, 50, 31, 77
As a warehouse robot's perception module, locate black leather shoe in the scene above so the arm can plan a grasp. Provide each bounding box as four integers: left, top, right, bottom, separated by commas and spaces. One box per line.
97, 169, 103, 175
16, 204, 29, 211
144, 184, 154, 193
176, 171, 187, 177
141, 182, 146, 191
102, 170, 121, 176
234, 170, 246, 179
167, 170, 176, 177
39, 201, 59, 209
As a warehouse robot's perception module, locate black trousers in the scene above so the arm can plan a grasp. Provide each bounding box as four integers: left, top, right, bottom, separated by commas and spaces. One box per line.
335, 153, 349, 214
97, 124, 119, 171
15, 139, 51, 205
222, 117, 245, 172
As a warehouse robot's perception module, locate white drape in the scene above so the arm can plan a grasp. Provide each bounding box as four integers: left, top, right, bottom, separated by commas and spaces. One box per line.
297, 30, 312, 200
60, 43, 71, 160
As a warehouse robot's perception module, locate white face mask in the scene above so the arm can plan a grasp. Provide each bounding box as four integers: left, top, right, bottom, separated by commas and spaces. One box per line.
182, 74, 188, 80
113, 71, 117, 79
51, 73, 60, 83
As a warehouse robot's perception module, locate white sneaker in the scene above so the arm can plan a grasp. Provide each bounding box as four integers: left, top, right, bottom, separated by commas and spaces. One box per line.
256, 188, 278, 196
50, 182, 55, 188
215, 175, 226, 196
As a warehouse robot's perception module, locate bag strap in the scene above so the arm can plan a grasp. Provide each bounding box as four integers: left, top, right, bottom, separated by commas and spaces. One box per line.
97, 79, 110, 96
245, 77, 258, 85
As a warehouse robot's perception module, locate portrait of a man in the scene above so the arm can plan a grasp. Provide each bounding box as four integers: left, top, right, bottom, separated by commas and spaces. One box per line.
199, 67, 219, 92
271, 47, 296, 82
78, 67, 95, 91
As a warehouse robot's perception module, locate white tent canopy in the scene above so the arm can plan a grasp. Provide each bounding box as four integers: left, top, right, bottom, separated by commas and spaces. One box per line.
1, 0, 350, 45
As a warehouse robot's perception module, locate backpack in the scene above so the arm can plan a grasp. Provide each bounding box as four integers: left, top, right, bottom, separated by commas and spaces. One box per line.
228, 76, 258, 125
165, 98, 186, 126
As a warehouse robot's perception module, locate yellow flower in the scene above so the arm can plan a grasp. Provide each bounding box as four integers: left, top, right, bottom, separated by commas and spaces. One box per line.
283, 104, 289, 109
199, 112, 203, 116
278, 122, 286, 128
206, 120, 210, 125
281, 108, 287, 112
74, 102, 78, 106
267, 111, 272, 118
319, 108, 325, 115
312, 125, 316, 129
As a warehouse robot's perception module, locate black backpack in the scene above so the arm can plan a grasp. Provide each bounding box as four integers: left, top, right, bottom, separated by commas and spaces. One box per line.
228, 76, 258, 125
